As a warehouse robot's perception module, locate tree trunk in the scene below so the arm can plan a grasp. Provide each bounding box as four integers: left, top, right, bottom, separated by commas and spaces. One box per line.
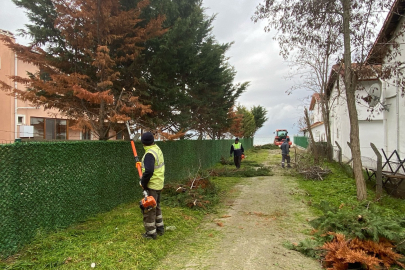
304, 107, 319, 164
320, 82, 333, 161
322, 98, 333, 161
97, 99, 109, 140
321, 44, 333, 161
342, 0, 367, 201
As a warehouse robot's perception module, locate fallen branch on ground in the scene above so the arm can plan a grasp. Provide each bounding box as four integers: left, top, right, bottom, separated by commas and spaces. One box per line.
298, 166, 332, 181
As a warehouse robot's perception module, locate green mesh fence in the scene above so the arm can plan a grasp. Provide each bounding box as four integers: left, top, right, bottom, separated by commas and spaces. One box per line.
0, 138, 252, 257
293, 136, 309, 149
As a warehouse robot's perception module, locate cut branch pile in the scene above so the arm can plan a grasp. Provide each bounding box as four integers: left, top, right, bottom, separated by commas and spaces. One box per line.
170, 162, 214, 209
321, 232, 405, 270
298, 166, 332, 180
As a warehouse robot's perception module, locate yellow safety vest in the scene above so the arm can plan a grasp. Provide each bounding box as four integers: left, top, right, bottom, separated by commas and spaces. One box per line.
233, 143, 242, 150
142, 144, 165, 190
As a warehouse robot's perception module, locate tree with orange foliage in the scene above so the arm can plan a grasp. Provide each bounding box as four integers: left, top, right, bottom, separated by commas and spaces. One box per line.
229, 108, 244, 139
1, 0, 166, 140
229, 105, 257, 138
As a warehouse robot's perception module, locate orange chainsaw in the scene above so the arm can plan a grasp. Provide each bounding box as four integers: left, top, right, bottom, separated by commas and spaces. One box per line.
126, 122, 157, 213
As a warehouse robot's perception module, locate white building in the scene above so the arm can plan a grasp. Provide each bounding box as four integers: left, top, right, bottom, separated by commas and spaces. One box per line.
303, 93, 327, 142
326, 65, 384, 163
301, 0, 404, 169
367, 0, 405, 159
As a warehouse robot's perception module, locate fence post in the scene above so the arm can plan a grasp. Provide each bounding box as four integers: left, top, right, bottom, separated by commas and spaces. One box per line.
370, 143, 382, 199
335, 141, 342, 164
346, 142, 355, 177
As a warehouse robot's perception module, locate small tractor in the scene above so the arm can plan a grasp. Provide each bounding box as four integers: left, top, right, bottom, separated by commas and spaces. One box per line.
273, 129, 292, 146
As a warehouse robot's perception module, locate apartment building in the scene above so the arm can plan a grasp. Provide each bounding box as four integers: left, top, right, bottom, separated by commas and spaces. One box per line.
0, 30, 123, 143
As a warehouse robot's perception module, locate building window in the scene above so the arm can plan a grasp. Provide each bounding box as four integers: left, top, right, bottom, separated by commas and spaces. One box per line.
17, 115, 25, 125
31, 117, 44, 139
82, 126, 91, 140
116, 131, 123, 140
30, 117, 68, 140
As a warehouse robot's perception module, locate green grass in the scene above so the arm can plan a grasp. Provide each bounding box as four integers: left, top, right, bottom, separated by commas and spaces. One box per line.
0, 203, 204, 270
285, 152, 405, 265
254, 144, 280, 150
248, 146, 275, 162
0, 148, 263, 270
294, 160, 405, 218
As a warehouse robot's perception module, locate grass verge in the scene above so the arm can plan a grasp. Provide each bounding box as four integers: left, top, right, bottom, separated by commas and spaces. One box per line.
288, 153, 405, 268
295, 161, 405, 217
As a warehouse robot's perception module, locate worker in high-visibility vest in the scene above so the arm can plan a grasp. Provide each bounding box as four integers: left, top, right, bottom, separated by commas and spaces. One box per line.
230, 137, 244, 169
140, 132, 165, 240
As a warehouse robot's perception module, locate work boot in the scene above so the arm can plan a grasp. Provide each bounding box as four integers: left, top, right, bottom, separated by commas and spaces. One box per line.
287, 164, 291, 168
157, 226, 165, 236
142, 233, 157, 240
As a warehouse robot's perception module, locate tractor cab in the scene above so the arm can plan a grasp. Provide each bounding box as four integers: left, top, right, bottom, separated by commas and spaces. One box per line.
274, 129, 292, 146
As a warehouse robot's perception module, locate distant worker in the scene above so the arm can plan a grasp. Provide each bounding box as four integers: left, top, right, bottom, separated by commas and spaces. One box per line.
230, 137, 244, 169
140, 132, 165, 239
281, 138, 291, 168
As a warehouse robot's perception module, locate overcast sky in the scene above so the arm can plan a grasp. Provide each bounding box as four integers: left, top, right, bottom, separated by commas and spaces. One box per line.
202, 0, 309, 139
0, 0, 310, 141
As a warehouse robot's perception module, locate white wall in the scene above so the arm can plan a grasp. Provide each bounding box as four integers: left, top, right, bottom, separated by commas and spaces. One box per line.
382, 17, 405, 158
311, 124, 326, 142
312, 102, 323, 124
329, 78, 384, 163
359, 120, 384, 161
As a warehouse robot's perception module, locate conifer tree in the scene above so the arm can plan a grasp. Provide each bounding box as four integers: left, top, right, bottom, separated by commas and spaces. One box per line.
251, 105, 268, 134
131, 0, 248, 137
1, 0, 166, 140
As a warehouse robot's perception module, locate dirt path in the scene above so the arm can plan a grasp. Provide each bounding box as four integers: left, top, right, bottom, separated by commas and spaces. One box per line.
159, 149, 323, 270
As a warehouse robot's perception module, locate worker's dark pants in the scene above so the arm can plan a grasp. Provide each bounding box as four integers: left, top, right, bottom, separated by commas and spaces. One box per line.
282, 154, 290, 167
143, 189, 164, 236
234, 155, 242, 169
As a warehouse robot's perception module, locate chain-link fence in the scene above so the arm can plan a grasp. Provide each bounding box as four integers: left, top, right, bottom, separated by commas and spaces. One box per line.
0, 138, 252, 257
